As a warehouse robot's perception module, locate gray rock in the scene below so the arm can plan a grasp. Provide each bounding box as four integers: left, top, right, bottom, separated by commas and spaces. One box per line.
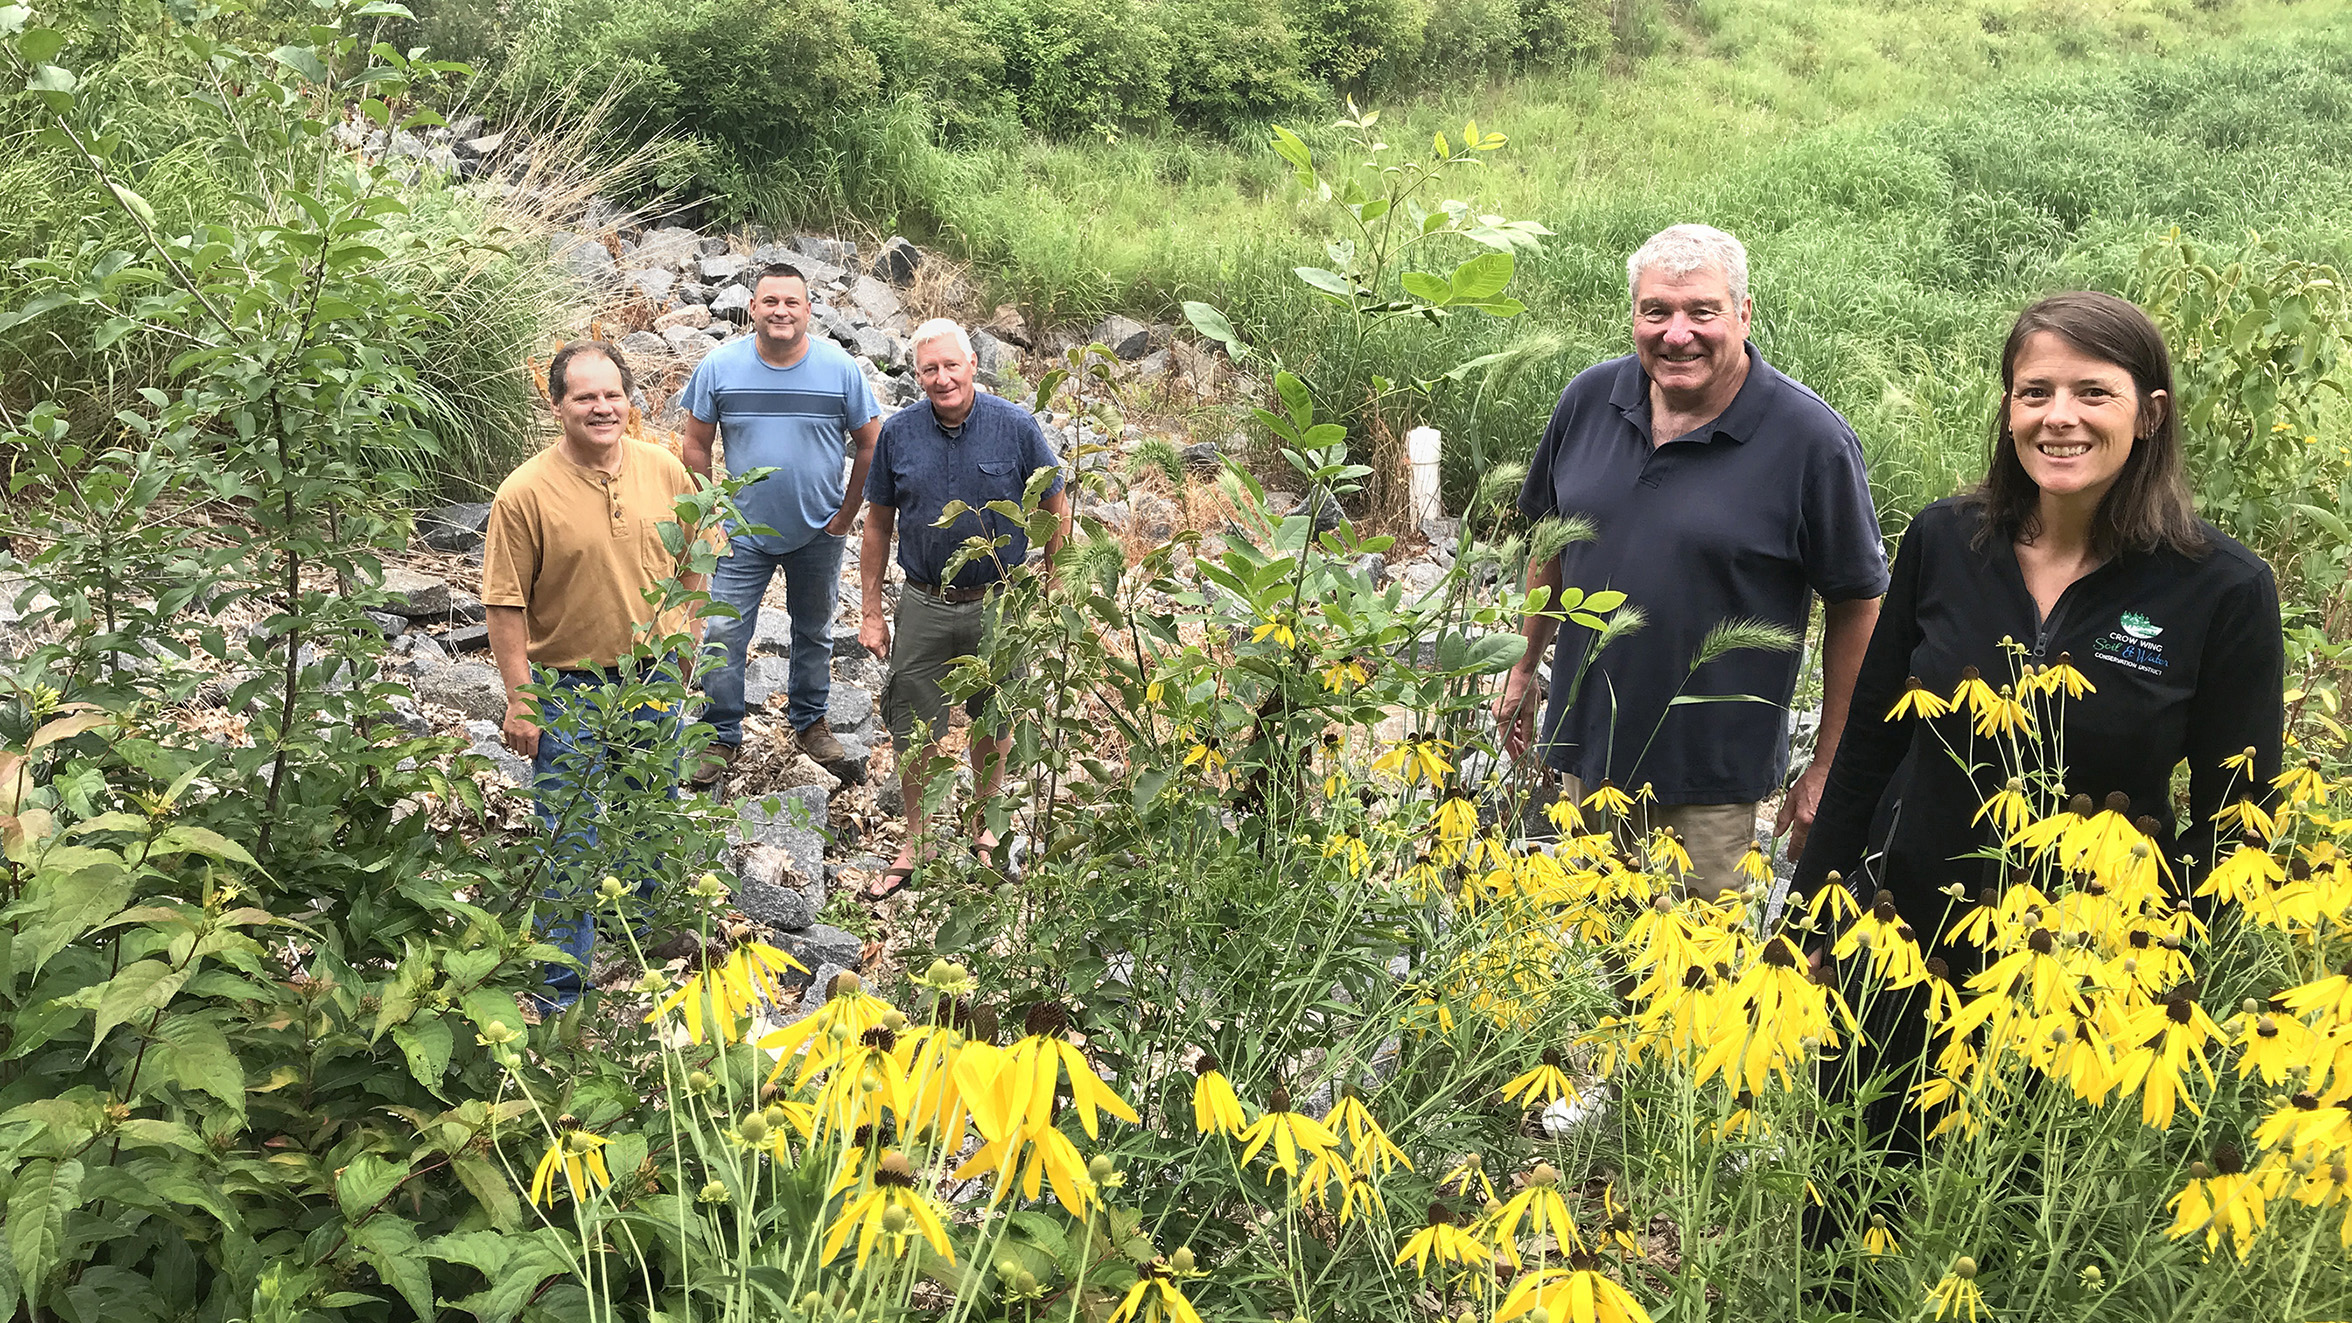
749, 609, 796, 658
742, 654, 790, 708
443, 590, 487, 625
656, 304, 713, 331
446, 114, 486, 140
734, 842, 824, 931
792, 234, 856, 265
698, 253, 751, 284
853, 326, 903, 370
397, 630, 450, 668
441, 624, 492, 654
364, 610, 409, 638
848, 274, 901, 324
419, 501, 493, 554
710, 285, 751, 323
1091, 314, 1150, 360
675, 281, 714, 307
779, 782, 828, 830
875, 235, 921, 285
829, 623, 869, 662
418, 661, 508, 722
458, 132, 506, 159
758, 244, 846, 287
461, 718, 534, 784
827, 680, 876, 735
382, 566, 452, 618
1133, 348, 1170, 380
618, 329, 670, 360
874, 773, 904, 817
388, 130, 430, 160
627, 268, 676, 304
776, 923, 862, 975
816, 303, 860, 347
551, 234, 615, 286
1179, 442, 1222, 477
785, 960, 851, 1002
697, 236, 729, 257
738, 798, 827, 876
1290, 487, 1345, 536
971, 329, 1017, 386
1351, 552, 1388, 588
382, 695, 435, 740
630, 226, 703, 271
663, 327, 715, 367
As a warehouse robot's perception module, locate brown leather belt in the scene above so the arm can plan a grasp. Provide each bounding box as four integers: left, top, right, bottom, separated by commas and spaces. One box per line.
905, 579, 993, 604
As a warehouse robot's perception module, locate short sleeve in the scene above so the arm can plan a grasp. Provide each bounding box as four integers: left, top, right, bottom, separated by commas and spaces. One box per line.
683, 354, 720, 425
843, 361, 880, 429
480, 486, 538, 609
864, 424, 899, 508
1799, 429, 1890, 602
1026, 415, 1064, 496
1518, 397, 1568, 522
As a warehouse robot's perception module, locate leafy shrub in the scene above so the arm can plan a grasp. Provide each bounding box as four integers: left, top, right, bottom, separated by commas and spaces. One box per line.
955, 0, 1174, 134
1161, 0, 1318, 135
1516, 0, 1611, 64
1421, 0, 1522, 77
1286, 0, 1428, 90
850, 0, 1018, 140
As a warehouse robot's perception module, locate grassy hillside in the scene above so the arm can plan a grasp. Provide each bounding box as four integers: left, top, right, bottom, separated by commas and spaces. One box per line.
871, 0, 2352, 537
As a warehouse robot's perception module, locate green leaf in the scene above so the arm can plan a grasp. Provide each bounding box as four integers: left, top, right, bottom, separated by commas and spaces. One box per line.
1269, 124, 1314, 186
353, 1215, 434, 1320
268, 44, 330, 84
1450, 251, 1514, 302
1132, 767, 1172, 812
8, 1158, 82, 1304
148, 824, 258, 867
450, 1154, 523, 1231
155, 1015, 244, 1115
1584, 590, 1627, 612
17, 24, 61, 61
448, 1228, 573, 1323
1275, 371, 1314, 432
1462, 633, 1528, 674
90, 958, 188, 1054
337, 1152, 408, 1220
390, 1017, 453, 1095
1399, 271, 1451, 304
1293, 267, 1353, 301
1, 6, 34, 37
25, 63, 76, 112
1181, 301, 1241, 354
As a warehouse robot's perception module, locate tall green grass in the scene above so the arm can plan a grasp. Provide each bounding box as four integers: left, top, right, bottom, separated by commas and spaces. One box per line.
791, 0, 2352, 524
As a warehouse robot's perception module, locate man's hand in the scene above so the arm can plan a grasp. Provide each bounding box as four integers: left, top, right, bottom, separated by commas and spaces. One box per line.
860, 611, 891, 661
1775, 758, 1831, 857
1493, 666, 1542, 758
501, 698, 540, 759
826, 508, 856, 538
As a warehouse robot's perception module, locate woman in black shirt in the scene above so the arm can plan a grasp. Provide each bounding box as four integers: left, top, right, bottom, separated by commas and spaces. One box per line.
1796, 290, 2284, 934
1791, 293, 2284, 1257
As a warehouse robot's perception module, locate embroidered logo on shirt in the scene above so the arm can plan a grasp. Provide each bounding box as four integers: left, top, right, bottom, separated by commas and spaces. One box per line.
2094, 611, 2169, 675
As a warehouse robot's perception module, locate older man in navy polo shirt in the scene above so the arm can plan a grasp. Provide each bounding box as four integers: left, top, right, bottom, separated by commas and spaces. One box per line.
859, 319, 1071, 897
1494, 224, 1887, 899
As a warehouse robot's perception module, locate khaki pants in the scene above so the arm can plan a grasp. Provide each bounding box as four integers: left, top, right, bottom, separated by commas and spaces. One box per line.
1563, 775, 1760, 902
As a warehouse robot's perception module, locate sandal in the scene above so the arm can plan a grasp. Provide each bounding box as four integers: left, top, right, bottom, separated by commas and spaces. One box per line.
864, 865, 916, 903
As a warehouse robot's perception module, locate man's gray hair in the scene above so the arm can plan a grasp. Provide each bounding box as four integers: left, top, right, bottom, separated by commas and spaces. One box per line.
909, 317, 974, 362
1627, 224, 1750, 309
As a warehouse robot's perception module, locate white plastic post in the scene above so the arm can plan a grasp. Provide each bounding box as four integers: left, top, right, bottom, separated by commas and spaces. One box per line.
1406, 426, 1443, 527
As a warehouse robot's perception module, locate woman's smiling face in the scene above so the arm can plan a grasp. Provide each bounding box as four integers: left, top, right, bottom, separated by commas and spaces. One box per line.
2006, 330, 2163, 504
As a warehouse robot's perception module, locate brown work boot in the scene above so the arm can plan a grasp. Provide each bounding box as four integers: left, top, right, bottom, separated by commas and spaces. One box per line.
795, 718, 846, 764
688, 740, 738, 789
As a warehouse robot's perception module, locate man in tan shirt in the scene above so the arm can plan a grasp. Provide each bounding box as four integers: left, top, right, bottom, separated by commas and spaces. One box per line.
481, 340, 706, 1006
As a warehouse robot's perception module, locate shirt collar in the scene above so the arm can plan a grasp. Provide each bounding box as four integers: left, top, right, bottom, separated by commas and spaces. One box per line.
1611, 342, 1782, 445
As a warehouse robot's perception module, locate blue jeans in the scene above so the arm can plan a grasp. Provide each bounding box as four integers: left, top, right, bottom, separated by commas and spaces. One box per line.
533, 668, 682, 1005
702, 533, 846, 743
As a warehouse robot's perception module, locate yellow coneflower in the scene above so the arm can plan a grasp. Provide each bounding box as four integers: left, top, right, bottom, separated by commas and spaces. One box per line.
2221, 745, 2260, 776
1374, 734, 1456, 787
1734, 843, 1773, 887
1807, 873, 1862, 925
953, 1108, 1098, 1217
1582, 779, 1635, 817
1501, 1048, 1579, 1111
823, 1150, 954, 1268
1972, 778, 2034, 837
1396, 1201, 1494, 1276
528, 1116, 613, 1207
1251, 614, 1298, 648
2280, 955, 2352, 1022
1439, 1151, 1498, 1204
970, 1002, 1141, 1142
1950, 666, 2000, 718
1109, 1254, 1206, 1323
1182, 733, 1226, 773
2031, 652, 2096, 699
1972, 684, 2033, 739
1493, 1163, 1582, 1256
1926, 1256, 1985, 1320
1647, 827, 1694, 878
1497, 1267, 1654, 1323
1548, 796, 1588, 834
2195, 842, 2283, 907
759, 970, 893, 1070
1435, 794, 1481, 854
2212, 794, 2279, 842
1323, 1085, 1410, 1175
646, 941, 809, 1045
2165, 1145, 2274, 1262
2113, 993, 2221, 1131
1235, 1086, 1341, 1181
1321, 656, 1370, 693
1887, 676, 1951, 720
1192, 1054, 1247, 1137
1862, 1212, 1898, 1256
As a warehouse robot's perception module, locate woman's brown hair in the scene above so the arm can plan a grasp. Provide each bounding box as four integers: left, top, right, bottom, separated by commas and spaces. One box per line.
1967, 291, 2205, 558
